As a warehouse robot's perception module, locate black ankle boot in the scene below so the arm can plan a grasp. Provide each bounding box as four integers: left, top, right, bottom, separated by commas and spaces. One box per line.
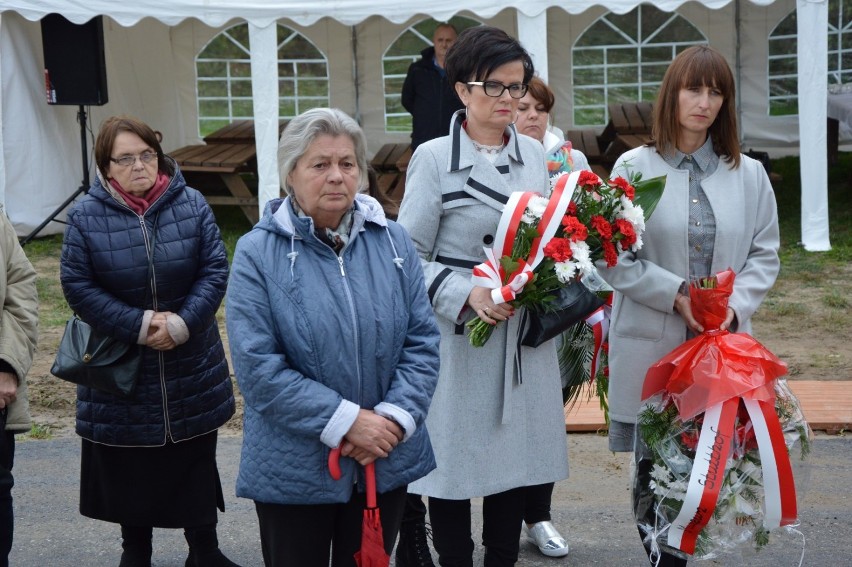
184, 525, 241, 567
395, 518, 435, 567
119, 525, 152, 567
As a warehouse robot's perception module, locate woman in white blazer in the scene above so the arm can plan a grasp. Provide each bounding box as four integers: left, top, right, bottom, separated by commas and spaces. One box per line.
598, 45, 780, 566
397, 26, 569, 566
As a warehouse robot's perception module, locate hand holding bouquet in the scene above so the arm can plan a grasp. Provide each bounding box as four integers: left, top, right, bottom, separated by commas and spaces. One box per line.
466, 169, 664, 347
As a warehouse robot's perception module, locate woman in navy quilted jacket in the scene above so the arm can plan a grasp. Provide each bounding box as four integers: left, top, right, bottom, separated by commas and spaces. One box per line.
226, 108, 440, 566
59, 116, 239, 567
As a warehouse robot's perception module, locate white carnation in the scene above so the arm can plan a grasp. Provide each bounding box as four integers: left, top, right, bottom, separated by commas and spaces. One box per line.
554, 261, 578, 283
522, 196, 549, 225
570, 240, 594, 277
618, 195, 646, 233
549, 171, 569, 194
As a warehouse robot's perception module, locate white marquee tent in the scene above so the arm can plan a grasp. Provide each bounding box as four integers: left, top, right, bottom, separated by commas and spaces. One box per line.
0, 0, 832, 250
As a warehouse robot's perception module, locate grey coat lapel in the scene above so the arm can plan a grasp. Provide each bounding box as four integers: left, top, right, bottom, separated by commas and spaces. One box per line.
445, 110, 525, 212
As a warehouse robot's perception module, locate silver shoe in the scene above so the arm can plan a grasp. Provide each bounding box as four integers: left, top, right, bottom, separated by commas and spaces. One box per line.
525, 521, 570, 558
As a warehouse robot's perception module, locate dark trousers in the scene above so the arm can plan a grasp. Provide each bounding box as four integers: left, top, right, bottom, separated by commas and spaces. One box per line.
0, 413, 14, 567
522, 483, 553, 524
254, 484, 407, 567
401, 492, 428, 523
428, 487, 525, 567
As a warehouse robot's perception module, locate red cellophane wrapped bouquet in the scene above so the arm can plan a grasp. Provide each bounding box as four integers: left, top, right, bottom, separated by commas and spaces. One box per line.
635, 269, 812, 561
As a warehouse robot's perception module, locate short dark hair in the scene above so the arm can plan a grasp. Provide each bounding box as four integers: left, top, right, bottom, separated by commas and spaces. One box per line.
526, 76, 556, 114
95, 115, 172, 178
445, 26, 534, 87
652, 45, 740, 168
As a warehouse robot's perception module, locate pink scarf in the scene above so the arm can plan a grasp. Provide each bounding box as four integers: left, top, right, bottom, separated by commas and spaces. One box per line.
109, 172, 170, 215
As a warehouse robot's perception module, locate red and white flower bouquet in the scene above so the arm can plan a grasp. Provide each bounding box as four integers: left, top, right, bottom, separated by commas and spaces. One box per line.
466, 169, 664, 347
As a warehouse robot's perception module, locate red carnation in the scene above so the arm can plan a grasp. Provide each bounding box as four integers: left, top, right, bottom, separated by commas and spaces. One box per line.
610, 176, 635, 199
681, 429, 700, 451
578, 170, 602, 190
561, 215, 588, 241
602, 342, 609, 354
602, 240, 618, 267
543, 237, 573, 262
602, 366, 610, 377
614, 218, 637, 247
590, 215, 612, 240
568, 201, 577, 215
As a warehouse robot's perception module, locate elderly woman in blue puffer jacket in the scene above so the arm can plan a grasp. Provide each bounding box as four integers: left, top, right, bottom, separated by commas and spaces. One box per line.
226, 108, 440, 567
60, 115, 238, 567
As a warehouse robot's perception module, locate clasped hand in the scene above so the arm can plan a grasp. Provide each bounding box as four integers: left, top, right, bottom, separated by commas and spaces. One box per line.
674, 293, 735, 335
340, 409, 404, 465
146, 311, 177, 351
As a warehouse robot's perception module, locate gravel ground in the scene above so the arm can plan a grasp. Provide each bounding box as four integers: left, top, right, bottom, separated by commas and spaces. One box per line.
8, 432, 851, 566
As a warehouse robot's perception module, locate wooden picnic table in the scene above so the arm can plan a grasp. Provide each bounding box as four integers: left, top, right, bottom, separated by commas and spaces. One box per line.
169, 143, 259, 224
203, 120, 289, 145
168, 120, 290, 224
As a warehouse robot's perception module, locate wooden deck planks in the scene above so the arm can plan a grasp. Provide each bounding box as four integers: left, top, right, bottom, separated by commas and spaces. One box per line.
565, 381, 852, 434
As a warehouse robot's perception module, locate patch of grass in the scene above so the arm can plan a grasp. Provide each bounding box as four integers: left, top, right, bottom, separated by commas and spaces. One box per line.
822, 290, 850, 309
763, 300, 808, 318
23, 422, 53, 440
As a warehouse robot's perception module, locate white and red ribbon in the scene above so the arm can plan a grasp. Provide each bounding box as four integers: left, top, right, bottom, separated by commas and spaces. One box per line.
665, 395, 798, 555
471, 171, 582, 304
585, 293, 612, 380
743, 398, 798, 529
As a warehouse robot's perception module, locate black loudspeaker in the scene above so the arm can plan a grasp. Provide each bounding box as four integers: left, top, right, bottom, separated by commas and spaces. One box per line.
41, 14, 108, 106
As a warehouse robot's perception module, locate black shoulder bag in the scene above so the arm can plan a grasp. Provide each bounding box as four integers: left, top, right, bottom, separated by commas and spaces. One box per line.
51, 215, 158, 397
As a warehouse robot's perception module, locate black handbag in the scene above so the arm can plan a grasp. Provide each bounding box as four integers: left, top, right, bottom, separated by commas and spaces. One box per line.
50, 316, 142, 397
51, 213, 158, 396
520, 283, 604, 348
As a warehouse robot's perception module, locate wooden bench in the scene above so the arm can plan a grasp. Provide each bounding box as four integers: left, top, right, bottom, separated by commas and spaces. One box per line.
565, 128, 605, 165
608, 101, 653, 135
169, 143, 259, 224
369, 143, 412, 213
603, 133, 654, 165
370, 143, 411, 172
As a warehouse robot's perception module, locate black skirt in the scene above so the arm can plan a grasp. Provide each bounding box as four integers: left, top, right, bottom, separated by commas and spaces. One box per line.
80, 430, 225, 528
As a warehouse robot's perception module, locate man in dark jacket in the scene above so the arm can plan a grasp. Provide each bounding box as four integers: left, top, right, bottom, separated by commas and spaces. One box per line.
401, 23, 464, 151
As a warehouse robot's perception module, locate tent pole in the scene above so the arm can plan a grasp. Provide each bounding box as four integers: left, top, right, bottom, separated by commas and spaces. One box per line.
351, 26, 361, 124
735, 0, 743, 143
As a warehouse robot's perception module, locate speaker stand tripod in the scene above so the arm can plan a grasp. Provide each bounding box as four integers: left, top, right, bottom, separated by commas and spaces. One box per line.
21, 105, 91, 245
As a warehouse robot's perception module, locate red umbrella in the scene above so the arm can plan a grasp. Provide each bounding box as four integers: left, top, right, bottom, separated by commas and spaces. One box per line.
328, 448, 390, 567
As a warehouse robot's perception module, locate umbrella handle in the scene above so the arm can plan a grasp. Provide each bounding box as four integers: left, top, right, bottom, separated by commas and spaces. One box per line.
365, 462, 377, 509
329, 446, 377, 509
328, 446, 342, 480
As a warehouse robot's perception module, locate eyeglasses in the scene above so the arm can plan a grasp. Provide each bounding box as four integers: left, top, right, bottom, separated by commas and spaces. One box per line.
109, 151, 158, 167
466, 81, 528, 99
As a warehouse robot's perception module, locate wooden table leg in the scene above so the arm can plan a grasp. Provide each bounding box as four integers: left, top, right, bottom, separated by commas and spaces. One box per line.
828, 117, 839, 166
221, 173, 260, 224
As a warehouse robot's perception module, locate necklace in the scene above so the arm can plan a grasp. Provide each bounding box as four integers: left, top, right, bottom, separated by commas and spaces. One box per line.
471, 139, 505, 155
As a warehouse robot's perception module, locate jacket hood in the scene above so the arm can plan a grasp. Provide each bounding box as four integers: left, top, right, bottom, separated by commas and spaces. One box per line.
543, 130, 563, 155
